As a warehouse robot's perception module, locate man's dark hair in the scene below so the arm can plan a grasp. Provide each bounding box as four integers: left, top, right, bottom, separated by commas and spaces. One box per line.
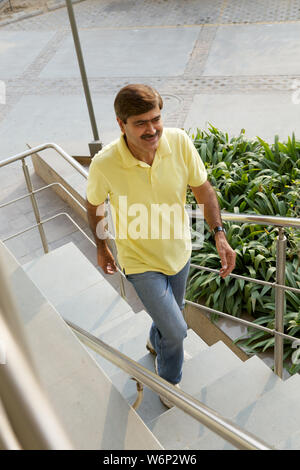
114, 84, 163, 123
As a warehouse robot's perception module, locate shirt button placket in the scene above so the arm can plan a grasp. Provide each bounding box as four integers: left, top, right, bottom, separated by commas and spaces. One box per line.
149, 167, 152, 185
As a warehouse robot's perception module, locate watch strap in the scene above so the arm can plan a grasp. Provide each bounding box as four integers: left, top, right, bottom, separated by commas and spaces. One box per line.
213, 226, 226, 236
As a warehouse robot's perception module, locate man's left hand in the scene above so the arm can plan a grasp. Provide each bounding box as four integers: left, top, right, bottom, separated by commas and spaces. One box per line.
214, 232, 236, 278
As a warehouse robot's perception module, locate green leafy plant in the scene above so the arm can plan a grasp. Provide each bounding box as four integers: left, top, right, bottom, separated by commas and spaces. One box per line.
186, 125, 300, 372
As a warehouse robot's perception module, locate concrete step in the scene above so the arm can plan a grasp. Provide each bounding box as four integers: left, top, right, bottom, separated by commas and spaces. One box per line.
23, 242, 104, 305
98, 309, 152, 346
0, 240, 163, 449
54, 282, 136, 337
23, 242, 134, 332
109, 329, 209, 423
91, 327, 207, 380
148, 354, 281, 450
113, 339, 240, 424
181, 328, 208, 357
233, 373, 300, 450
186, 365, 300, 450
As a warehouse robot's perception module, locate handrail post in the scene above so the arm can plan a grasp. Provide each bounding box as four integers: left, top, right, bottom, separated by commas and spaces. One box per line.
274, 227, 287, 378
65, 0, 102, 157
21, 158, 49, 254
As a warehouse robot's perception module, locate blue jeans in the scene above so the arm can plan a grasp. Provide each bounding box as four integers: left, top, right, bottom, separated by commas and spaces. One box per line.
126, 259, 190, 385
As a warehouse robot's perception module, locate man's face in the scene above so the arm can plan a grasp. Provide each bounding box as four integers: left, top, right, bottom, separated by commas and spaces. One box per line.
117, 104, 163, 154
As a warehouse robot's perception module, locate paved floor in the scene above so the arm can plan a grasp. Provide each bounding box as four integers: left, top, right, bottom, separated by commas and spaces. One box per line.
0, 0, 300, 315
1, 0, 300, 156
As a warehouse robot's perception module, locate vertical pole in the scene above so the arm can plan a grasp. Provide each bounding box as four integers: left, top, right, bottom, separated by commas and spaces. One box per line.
21, 159, 49, 254
274, 227, 287, 378
65, 0, 102, 156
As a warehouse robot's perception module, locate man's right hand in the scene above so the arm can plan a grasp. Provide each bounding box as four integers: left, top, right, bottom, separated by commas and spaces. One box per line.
97, 244, 118, 275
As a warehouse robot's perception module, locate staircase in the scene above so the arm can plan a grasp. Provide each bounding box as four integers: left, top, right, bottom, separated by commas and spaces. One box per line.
2, 239, 300, 449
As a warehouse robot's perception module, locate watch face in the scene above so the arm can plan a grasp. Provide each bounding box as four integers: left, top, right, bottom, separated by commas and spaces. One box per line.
213, 226, 226, 235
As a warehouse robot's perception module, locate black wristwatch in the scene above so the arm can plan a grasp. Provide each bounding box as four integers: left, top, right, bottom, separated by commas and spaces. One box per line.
213, 226, 226, 236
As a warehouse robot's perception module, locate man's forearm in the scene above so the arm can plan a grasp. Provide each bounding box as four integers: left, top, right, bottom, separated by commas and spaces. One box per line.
190, 180, 236, 278
190, 181, 223, 231
86, 199, 109, 249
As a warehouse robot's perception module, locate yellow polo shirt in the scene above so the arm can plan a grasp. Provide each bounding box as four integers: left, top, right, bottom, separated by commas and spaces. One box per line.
86, 128, 207, 275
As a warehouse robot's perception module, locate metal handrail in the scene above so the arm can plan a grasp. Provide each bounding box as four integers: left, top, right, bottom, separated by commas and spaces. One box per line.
185, 299, 298, 343
220, 212, 300, 229
0, 399, 22, 450
190, 264, 300, 295
187, 208, 300, 229
0, 241, 74, 449
66, 318, 273, 450
0, 312, 74, 450
0, 179, 125, 285
0, 182, 95, 245
0, 143, 88, 177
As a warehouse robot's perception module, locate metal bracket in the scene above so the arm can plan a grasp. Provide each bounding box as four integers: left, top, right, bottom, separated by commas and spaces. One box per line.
130, 378, 144, 410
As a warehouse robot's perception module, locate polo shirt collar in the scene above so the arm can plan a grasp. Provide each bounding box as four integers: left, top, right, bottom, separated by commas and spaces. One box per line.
117, 129, 172, 168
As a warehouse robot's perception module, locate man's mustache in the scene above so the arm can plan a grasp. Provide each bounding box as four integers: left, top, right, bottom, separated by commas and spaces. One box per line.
141, 131, 160, 140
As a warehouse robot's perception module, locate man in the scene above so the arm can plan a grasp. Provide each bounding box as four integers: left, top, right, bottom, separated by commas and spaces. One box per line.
86, 84, 236, 408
